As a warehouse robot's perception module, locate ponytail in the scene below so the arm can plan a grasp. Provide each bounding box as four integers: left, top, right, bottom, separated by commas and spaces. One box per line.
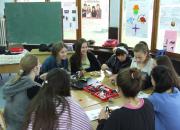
117, 68, 143, 97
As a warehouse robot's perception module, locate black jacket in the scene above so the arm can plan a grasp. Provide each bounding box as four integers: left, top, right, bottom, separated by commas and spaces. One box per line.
70, 51, 101, 74
106, 55, 132, 74
97, 99, 155, 130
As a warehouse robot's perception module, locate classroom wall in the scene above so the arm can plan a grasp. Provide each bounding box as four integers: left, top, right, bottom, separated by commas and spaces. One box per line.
0, 0, 14, 18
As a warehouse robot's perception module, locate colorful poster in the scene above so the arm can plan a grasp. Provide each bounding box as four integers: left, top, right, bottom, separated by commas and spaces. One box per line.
62, 2, 78, 30
160, 7, 180, 31
125, 0, 151, 38
163, 30, 177, 52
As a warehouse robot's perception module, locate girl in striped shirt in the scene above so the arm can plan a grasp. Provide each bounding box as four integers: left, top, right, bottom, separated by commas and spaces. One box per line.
23, 68, 92, 130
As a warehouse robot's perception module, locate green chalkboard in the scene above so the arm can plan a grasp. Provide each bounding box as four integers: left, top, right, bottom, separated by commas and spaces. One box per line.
5, 2, 63, 44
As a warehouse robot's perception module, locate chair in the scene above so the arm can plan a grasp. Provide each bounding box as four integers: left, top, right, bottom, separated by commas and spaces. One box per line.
0, 111, 6, 130
156, 49, 166, 57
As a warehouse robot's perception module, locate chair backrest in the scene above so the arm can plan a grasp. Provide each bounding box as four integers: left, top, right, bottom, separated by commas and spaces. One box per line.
0, 111, 6, 130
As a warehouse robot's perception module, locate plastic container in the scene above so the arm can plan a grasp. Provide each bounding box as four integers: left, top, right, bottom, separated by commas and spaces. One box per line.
83, 84, 119, 101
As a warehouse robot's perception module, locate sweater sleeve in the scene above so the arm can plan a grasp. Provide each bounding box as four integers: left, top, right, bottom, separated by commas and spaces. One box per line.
85, 52, 101, 72
96, 119, 107, 130
70, 55, 80, 74
105, 55, 115, 68
41, 62, 49, 74
41, 56, 56, 74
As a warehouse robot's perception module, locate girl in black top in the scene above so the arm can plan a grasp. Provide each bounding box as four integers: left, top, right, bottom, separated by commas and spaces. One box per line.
70, 38, 101, 74
101, 43, 131, 74
97, 68, 155, 130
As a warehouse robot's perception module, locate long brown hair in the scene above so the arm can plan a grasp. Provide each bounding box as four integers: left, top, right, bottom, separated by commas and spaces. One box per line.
116, 68, 143, 97
11, 54, 38, 84
156, 55, 180, 88
134, 41, 151, 64
51, 41, 67, 57
151, 65, 179, 93
23, 68, 71, 130
72, 38, 87, 70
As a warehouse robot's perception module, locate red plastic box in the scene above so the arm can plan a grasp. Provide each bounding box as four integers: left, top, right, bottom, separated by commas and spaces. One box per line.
83, 84, 119, 101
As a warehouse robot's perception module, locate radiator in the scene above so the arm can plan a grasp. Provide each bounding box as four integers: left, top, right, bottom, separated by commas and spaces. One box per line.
0, 18, 6, 46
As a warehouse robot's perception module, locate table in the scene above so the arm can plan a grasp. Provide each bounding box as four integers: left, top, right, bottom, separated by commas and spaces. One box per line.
0, 49, 73, 75
71, 71, 153, 130
70, 71, 118, 130
0, 50, 28, 74
71, 71, 118, 108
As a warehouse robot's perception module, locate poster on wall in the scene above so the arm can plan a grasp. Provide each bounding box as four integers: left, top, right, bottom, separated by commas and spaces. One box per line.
82, 0, 102, 19
159, 7, 180, 31
125, 0, 151, 38
163, 30, 177, 52
62, 2, 78, 30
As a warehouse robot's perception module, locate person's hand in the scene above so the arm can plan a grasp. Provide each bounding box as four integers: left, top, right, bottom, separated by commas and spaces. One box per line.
104, 70, 112, 77
109, 74, 117, 84
40, 73, 48, 80
101, 64, 109, 71
113, 47, 117, 53
81, 70, 86, 76
98, 108, 109, 120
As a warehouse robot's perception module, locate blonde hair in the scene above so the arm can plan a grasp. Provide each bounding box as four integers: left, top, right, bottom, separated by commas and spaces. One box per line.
134, 41, 151, 63
11, 54, 38, 83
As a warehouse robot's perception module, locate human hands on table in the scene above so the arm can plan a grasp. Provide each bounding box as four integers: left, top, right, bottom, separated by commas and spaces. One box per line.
98, 108, 109, 120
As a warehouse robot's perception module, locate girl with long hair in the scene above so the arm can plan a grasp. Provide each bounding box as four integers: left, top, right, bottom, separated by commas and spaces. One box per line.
23, 68, 92, 130
70, 38, 100, 74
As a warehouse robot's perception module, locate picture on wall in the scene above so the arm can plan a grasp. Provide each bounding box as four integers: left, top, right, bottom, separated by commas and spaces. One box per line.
125, 0, 151, 38
62, 2, 78, 30
82, 0, 102, 19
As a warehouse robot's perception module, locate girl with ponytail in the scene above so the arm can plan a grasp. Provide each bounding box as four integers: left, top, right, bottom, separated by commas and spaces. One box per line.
3, 54, 41, 130
97, 68, 155, 130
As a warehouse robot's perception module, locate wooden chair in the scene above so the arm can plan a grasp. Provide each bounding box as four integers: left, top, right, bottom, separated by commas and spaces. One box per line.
0, 111, 6, 130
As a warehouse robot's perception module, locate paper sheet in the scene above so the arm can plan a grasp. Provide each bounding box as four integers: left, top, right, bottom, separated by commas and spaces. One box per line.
86, 106, 120, 121
163, 30, 177, 52
125, 0, 151, 38
160, 7, 180, 31
137, 91, 150, 98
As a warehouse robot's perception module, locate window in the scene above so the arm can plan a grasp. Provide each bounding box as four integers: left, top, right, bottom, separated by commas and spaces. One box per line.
50, 0, 77, 40
81, 0, 109, 46
156, 0, 180, 54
